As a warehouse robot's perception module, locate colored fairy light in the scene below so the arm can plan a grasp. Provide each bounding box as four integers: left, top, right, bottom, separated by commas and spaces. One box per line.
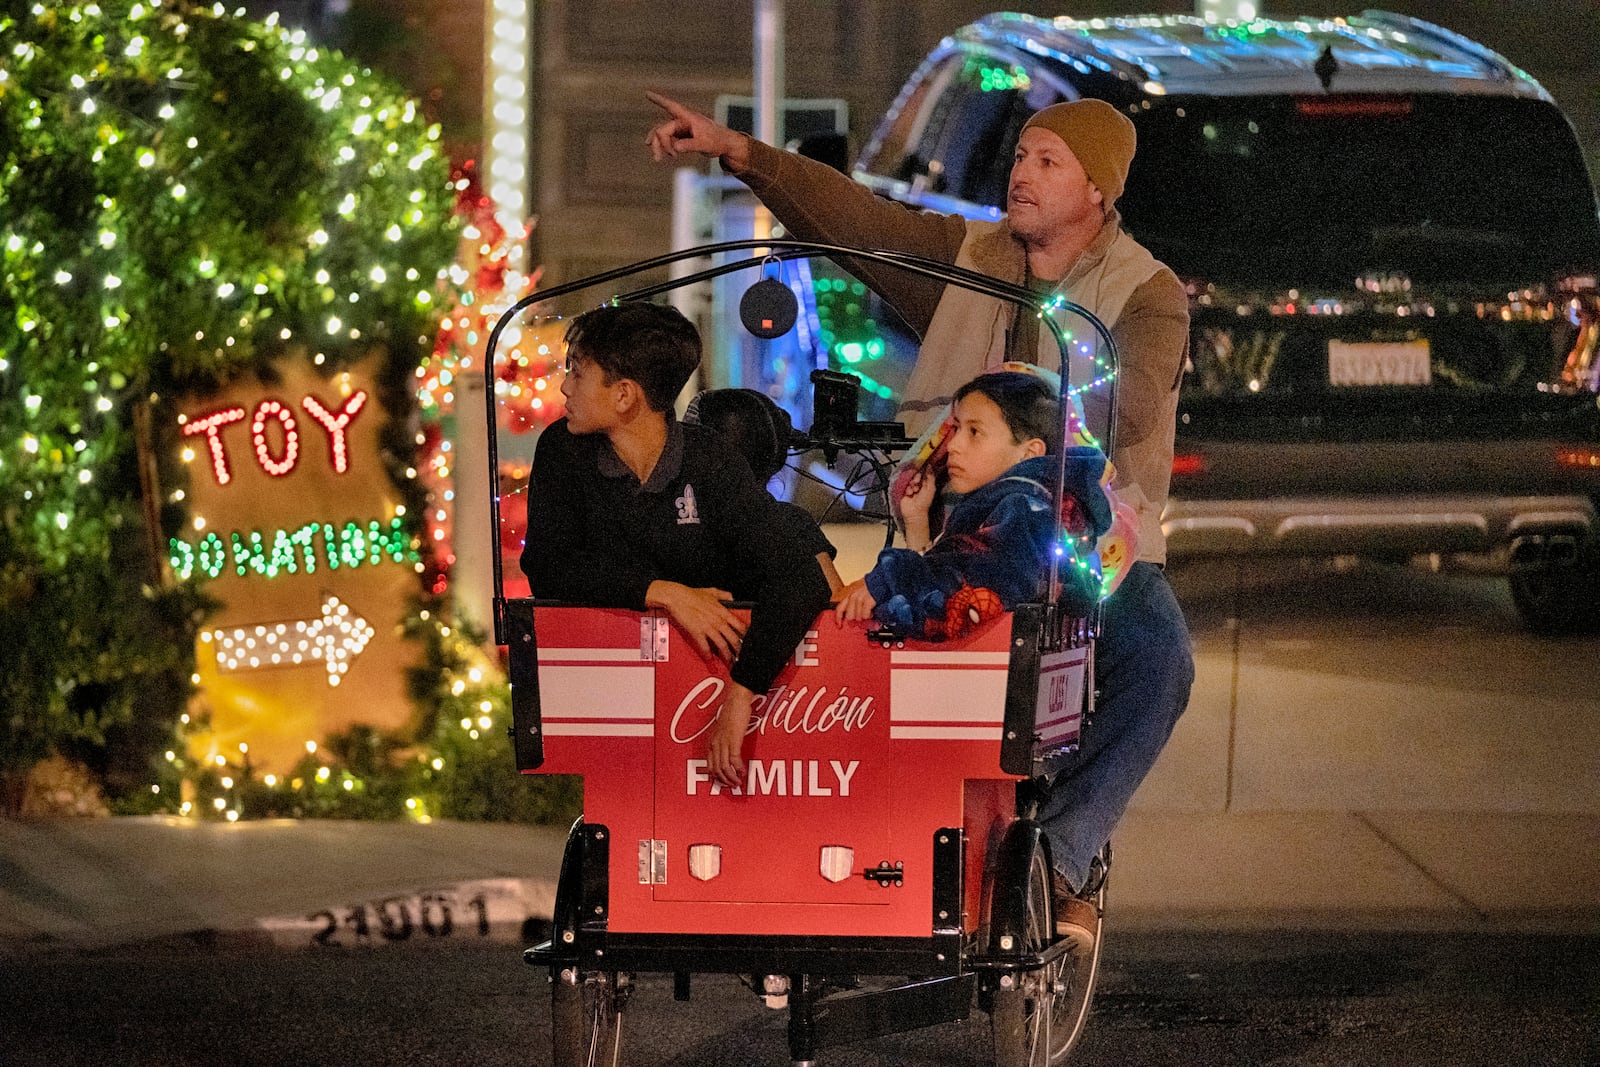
177, 392, 373, 483
299, 391, 367, 473
250, 399, 299, 476
168, 516, 417, 581
181, 407, 247, 484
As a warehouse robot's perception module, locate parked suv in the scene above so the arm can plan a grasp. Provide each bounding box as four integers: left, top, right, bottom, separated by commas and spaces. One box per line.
848, 10, 1600, 632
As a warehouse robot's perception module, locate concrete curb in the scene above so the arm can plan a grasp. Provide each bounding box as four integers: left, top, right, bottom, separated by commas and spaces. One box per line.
4, 813, 1598, 955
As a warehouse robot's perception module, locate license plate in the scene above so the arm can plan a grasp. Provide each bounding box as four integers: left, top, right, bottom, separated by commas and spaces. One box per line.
1328, 340, 1432, 386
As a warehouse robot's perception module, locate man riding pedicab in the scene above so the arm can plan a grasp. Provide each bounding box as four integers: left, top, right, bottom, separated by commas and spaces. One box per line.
644, 91, 1196, 952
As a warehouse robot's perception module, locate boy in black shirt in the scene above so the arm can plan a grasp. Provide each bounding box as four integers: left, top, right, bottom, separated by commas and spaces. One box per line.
522, 302, 833, 786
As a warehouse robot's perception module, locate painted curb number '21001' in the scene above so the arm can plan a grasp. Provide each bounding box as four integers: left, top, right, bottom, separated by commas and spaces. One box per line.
255, 878, 549, 948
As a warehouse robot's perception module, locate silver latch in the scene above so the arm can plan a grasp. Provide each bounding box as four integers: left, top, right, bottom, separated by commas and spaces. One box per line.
638, 838, 668, 884
640, 615, 670, 661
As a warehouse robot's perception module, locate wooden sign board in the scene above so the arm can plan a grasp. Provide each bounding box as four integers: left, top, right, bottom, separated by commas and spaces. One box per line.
170, 357, 421, 773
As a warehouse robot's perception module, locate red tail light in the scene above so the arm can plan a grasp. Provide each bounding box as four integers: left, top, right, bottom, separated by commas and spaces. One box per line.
1556, 447, 1600, 470
1295, 95, 1413, 118
1172, 453, 1205, 477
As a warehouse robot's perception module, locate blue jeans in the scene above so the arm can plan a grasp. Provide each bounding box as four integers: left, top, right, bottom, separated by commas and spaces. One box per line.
1038, 561, 1194, 891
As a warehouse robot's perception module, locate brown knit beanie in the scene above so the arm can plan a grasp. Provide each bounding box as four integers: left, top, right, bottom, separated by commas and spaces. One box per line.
1020, 99, 1137, 205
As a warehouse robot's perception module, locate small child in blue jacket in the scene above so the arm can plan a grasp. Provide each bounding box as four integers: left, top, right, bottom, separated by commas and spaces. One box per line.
834, 370, 1111, 639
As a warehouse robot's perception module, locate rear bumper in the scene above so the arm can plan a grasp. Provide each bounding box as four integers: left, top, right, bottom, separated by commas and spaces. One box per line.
1163, 493, 1597, 562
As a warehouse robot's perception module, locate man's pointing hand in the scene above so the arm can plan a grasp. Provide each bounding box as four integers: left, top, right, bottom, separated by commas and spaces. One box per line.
645, 91, 750, 171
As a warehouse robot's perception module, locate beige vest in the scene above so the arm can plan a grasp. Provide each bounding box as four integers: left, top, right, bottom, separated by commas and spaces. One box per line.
897, 217, 1175, 563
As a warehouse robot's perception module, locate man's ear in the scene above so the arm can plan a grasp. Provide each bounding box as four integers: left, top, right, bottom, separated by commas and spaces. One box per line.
1022, 437, 1048, 459
1088, 182, 1104, 207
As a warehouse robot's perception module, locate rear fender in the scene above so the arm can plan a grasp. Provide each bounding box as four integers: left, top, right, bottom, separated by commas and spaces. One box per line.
983, 818, 1050, 954
551, 817, 611, 945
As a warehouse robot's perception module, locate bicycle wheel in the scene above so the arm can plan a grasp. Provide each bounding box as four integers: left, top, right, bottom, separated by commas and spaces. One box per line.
990, 842, 1061, 1067
1050, 866, 1106, 1063
551, 968, 626, 1067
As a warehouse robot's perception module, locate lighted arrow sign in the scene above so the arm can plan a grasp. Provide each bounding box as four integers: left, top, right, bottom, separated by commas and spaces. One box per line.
205, 594, 375, 687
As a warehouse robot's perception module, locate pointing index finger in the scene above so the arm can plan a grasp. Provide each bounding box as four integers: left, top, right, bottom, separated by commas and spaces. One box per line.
645, 90, 687, 118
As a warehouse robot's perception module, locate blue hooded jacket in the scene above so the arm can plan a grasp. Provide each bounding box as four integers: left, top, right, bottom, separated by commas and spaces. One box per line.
864, 448, 1111, 639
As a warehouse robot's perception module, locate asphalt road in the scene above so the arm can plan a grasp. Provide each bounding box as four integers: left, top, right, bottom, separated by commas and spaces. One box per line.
2, 930, 1594, 1066
3, 559, 1594, 1065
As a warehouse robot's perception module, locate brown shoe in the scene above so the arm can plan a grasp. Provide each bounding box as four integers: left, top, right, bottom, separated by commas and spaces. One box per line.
1055, 894, 1098, 947
1051, 870, 1099, 947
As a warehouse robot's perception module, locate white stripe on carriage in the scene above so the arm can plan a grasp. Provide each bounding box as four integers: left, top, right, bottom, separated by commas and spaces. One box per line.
539, 706, 654, 720
888, 706, 1004, 723
889, 725, 1003, 740
888, 651, 1010, 666
537, 647, 647, 662
537, 665, 653, 719
890, 667, 1006, 722
542, 722, 654, 736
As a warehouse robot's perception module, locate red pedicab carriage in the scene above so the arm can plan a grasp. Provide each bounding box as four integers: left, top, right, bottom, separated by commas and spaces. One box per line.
484, 242, 1122, 1066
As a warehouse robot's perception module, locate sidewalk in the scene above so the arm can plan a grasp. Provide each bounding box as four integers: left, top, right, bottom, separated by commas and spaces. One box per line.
3, 810, 1595, 953
0, 816, 567, 952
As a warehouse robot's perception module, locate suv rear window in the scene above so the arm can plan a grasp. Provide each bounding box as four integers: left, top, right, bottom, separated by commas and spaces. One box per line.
1123, 94, 1600, 287
866, 68, 1600, 288
866, 53, 1063, 206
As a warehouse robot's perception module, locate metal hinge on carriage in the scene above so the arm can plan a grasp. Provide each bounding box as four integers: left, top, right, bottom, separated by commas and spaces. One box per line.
640, 616, 670, 661
638, 839, 668, 884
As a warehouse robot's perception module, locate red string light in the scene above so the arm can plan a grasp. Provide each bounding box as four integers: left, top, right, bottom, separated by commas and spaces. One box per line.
251, 399, 299, 477
301, 391, 368, 474
181, 407, 247, 485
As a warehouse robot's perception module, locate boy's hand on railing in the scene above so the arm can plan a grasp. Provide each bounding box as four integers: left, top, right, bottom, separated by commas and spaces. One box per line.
834, 578, 878, 627
708, 683, 755, 786
899, 470, 937, 552
646, 580, 745, 663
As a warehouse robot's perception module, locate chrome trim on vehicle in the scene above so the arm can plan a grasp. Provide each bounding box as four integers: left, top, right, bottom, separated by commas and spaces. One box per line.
1164, 495, 1597, 562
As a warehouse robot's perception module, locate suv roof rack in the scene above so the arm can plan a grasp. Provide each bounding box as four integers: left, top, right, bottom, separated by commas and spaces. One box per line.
963, 10, 1551, 100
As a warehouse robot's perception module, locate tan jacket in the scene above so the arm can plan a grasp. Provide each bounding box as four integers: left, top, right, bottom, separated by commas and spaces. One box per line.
736, 139, 1189, 564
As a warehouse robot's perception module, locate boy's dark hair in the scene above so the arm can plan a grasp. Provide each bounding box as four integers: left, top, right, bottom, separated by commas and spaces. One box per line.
684, 388, 794, 484
953, 371, 1061, 454
564, 302, 701, 413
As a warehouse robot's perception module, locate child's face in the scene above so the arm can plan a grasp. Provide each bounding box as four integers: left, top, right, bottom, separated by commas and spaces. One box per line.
560, 351, 622, 434
944, 392, 1043, 494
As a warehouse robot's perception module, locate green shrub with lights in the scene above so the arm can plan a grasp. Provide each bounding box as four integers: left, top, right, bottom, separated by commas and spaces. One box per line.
0, 0, 471, 807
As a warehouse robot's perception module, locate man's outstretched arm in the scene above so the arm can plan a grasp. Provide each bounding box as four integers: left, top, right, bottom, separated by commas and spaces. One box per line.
645, 91, 965, 336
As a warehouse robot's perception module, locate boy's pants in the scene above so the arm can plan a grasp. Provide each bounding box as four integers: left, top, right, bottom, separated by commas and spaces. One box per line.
1037, 561, 1195, 891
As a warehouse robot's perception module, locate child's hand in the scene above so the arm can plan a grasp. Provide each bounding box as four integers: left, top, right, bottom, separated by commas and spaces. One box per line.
647, 581, 744, 663
901, 469, 937, 519
833, 578, 877, 627
899, 470, 937, 552
708, 684, 755, 786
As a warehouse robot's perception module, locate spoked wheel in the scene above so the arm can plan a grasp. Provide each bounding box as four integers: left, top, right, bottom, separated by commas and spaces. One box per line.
551, 967, 629, 1067
990, 842, 1104, 1066
1052, 850, 1108, 1063
990, 843, 1062, 1066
